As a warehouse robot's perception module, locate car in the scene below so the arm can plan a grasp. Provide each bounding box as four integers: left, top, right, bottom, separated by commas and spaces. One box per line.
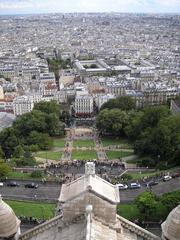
171, 172, 180, 178
163, 175, 172, 181
146, 181, 158, 187
7, 181, 20, 187
129, 183, 141, 189
24, 183, 38, 189
0, 182, 4, 187
116, 183, 128, 190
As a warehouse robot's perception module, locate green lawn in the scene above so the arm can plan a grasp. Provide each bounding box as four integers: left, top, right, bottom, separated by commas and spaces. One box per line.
117, 204, 140, 221
106, 151, 134, 160
73, 140, 95, 147
7, 171, 32, 180
5, 200, 56, 220
101, 137, 128, 146
53, 138, 65, 148
71, 150, 97, 160
36, 151, 62, 161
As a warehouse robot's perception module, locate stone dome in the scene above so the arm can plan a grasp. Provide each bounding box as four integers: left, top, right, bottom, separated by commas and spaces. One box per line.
0, 195, 20, 238
161, 204, 180, 240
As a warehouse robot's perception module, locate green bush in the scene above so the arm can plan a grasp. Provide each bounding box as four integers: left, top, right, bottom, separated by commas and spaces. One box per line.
30, 170, 43, 178
0, 161, 11, 177
120, 173, 133, 181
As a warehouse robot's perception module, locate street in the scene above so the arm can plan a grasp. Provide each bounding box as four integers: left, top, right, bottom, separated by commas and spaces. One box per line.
0, 178, 179, 203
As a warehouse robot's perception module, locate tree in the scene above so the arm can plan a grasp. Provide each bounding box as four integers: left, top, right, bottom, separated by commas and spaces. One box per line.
60, 110, 71, 126
134, 114, 180, 165
26, 131, 53, 150
13, 110, 47, 136
100, 96, 136, 111
140, 106, 170, 130
135, 191, 158, 221
90, 64, 97, 68
0, 160, 11, 177
45, 113, 64, 136
124, 111, 144, 140
0, 147, 4, 159
13, 145, 25, 158
0, 127, 19, 158
96, 109, 129, 136
14, 151, 36, 167
30, 170, 43, 178
34, 100, 60, 117
159, 191, 180, 212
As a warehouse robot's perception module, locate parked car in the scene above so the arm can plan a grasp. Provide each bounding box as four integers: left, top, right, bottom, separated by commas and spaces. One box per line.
163, 175, 172, 181
129, 183, 141, 189
146, 181, 158, 187
116, 183, 128, 190
171, 172, 180, 178
25, 183, 38, 189
7, 181, 20, 187
0, 182, 4, 187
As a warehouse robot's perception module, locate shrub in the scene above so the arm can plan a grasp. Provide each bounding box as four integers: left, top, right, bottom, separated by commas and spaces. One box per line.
30, 170, 43, 178
0, 161, 11, 177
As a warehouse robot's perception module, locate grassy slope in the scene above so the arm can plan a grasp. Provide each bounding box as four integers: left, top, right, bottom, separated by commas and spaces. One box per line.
5, 200, 56, 220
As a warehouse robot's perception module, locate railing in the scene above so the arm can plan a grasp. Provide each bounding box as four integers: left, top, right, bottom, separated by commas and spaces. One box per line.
117, 215, 161, 240
19, 215, 62, 240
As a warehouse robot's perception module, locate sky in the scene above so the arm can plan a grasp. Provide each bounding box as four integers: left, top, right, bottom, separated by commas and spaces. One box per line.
0, 0, 180, 15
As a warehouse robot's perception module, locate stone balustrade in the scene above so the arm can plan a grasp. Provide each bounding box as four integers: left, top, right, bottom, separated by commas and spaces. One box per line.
117, 215, 161, 240
19, 215, 62, 240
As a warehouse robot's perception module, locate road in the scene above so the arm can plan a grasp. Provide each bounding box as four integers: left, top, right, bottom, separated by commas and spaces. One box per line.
0, 182, 60, 202
120, 178, 180, 202
0, 178, 179, 203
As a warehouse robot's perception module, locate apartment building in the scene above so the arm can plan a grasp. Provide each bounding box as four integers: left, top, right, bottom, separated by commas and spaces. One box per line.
13, 96, 34, 116
74, 95, 94, 117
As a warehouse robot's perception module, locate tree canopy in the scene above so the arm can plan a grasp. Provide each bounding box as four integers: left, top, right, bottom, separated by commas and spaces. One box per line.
100, 96, 136, 111
96, 104, 180, 167
0, 100, 65, 161
96, 109, 129, 136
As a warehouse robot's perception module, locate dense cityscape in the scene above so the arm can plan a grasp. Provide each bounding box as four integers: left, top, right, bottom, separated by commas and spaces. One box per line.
0, 10, 179, 240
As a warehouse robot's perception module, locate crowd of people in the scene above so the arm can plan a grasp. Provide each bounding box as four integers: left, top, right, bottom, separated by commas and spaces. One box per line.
45, 160, 125, 184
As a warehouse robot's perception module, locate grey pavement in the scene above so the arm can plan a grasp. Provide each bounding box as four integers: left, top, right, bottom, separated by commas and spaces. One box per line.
0, 182, 60, 202
0, 178, 179, 203
120, 178, 180, 203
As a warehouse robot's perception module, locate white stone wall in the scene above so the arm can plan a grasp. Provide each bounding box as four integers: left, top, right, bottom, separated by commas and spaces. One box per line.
62, 192, 117, 224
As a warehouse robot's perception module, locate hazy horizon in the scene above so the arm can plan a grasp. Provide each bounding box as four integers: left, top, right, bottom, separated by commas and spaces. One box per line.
0, 0, 180, 15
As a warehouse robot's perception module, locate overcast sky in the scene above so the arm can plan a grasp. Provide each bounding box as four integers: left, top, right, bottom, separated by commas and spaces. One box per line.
0, 0, 179, 14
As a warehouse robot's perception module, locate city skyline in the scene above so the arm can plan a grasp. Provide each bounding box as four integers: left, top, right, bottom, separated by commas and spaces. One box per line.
0, 0, 180, 15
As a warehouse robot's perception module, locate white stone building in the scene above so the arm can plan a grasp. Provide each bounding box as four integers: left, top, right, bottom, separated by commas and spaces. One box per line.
94, 93, 115, 110
13, 96, 34, 116
39, 72, 56, 83
74, 95, 94, 117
